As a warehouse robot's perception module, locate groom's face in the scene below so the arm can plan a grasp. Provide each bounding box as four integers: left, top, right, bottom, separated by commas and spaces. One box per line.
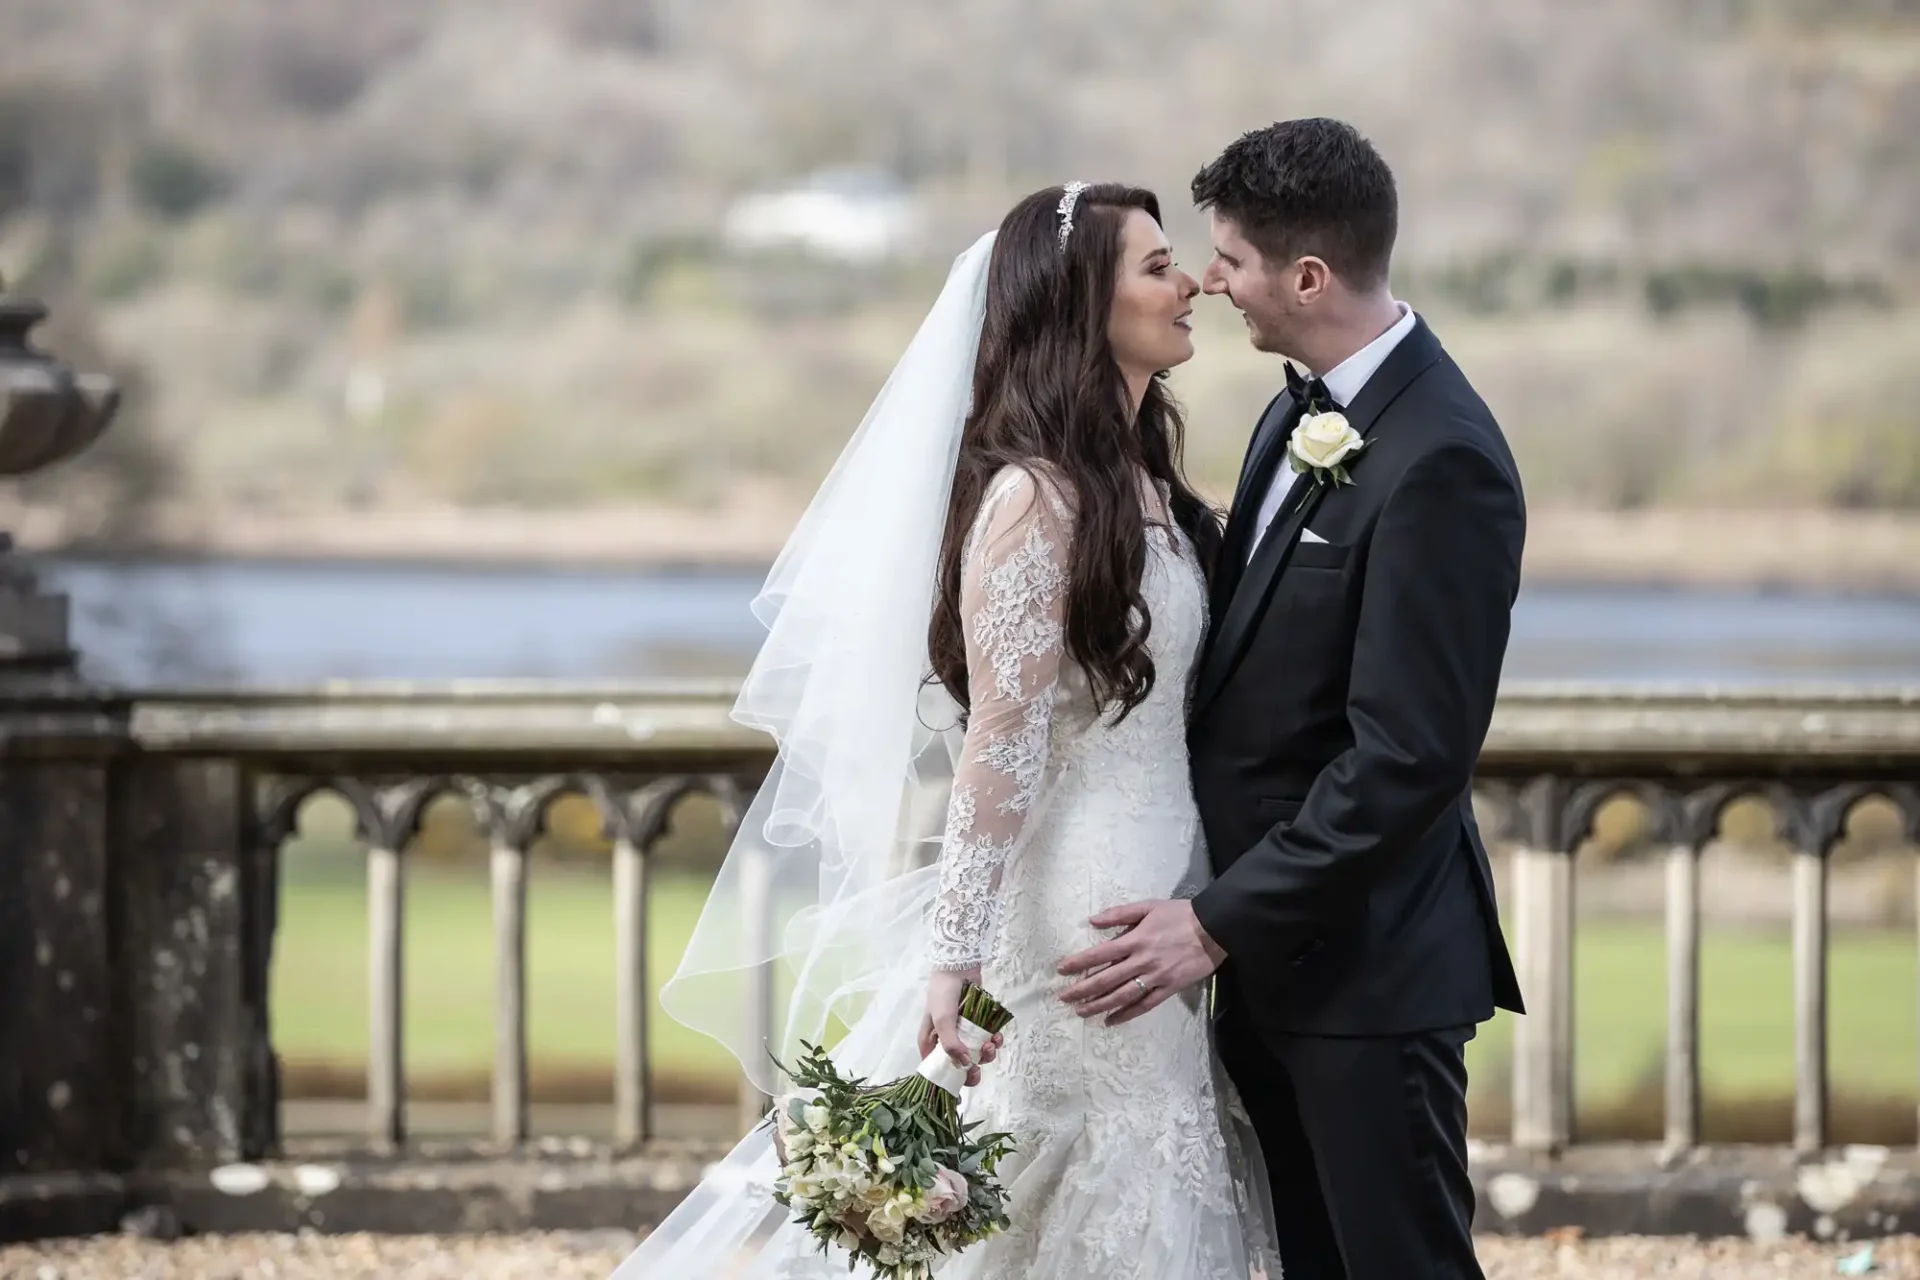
1201, 211, 1300, 358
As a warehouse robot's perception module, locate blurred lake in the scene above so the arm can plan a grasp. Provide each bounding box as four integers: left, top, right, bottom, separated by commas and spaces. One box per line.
32, 556, 1920, 686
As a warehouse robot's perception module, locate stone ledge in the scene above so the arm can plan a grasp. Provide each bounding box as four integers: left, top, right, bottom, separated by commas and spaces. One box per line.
1469, 1143, 1920, 1243
4, 1144, 1919, 1244
0, 1149, 717, 1244
0, 1171, 124, 1242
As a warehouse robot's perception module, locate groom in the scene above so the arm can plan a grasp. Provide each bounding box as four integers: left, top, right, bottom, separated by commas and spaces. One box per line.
1058, 119, 1525, 1278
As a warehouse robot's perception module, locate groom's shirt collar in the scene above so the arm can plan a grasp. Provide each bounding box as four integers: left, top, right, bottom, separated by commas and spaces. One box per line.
1315, 301, 1416, 408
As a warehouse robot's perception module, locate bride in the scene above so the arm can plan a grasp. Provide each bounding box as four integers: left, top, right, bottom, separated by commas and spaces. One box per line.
613, 182, 1278, 1279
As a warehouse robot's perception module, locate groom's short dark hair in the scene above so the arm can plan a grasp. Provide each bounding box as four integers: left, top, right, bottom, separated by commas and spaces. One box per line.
1191, 118, 1397, 290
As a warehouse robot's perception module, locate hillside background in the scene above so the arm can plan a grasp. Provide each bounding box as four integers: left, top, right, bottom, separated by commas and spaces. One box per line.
4, 0, 1919, 555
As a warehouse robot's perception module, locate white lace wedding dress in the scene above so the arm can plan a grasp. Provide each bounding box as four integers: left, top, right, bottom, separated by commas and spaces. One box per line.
612, 462, 1275, 1280
926, 465, 1274, 1280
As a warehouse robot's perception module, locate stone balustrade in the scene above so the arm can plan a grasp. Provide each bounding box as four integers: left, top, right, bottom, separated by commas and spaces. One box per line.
2, 680, 1917, 1239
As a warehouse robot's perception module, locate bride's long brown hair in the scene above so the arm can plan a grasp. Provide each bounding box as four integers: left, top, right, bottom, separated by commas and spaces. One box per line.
928, 184, 1222, 723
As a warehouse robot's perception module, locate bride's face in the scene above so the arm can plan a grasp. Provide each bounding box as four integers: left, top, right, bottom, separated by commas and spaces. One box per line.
1107, 209, 1199, 380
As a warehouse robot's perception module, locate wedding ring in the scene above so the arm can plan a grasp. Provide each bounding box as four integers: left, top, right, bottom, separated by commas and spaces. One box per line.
1132, 977, 1150, 997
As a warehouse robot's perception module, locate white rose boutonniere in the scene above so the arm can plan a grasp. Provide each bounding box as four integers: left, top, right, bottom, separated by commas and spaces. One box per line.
1288, 407, 1368, 487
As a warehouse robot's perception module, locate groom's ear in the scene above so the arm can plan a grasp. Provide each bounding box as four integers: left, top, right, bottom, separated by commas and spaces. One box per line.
1293, 255, 1335, 304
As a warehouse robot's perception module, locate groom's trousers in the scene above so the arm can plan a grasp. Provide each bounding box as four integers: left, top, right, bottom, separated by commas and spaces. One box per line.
1219, 1014, 1483, 1280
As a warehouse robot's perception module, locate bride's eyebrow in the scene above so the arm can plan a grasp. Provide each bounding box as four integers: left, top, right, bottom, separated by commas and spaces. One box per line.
1141, 247, 1171, 268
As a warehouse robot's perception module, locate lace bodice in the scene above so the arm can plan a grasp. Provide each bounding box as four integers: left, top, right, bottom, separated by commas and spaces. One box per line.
928, 465, 1205, 971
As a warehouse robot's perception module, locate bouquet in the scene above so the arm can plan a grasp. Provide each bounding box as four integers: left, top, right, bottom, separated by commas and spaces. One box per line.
769, 983, 1017, 1279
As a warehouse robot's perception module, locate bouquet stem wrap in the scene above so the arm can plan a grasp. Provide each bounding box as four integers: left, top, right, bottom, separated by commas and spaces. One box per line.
915, 1017, 994, 1096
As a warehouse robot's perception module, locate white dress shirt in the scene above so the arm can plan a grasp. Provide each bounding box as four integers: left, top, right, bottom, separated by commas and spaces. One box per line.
1246, 301, 1418, 562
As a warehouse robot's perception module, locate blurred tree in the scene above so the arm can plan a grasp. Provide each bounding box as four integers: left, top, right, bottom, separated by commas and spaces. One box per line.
129, 137, 227, 222
0, 76, 108, 221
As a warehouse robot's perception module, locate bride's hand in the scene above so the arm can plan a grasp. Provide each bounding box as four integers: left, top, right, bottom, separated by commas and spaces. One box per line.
919, 968, 1002, 1087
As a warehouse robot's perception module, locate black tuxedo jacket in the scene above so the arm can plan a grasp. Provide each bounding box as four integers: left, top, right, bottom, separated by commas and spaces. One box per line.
1190, 317, 1526, 1041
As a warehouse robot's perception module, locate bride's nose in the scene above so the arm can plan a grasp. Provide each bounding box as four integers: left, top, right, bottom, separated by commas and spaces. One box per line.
1177, 270, 1200, 299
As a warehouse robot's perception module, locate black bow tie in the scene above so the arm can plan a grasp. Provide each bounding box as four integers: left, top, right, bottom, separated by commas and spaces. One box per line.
1284, 363, 1336, 412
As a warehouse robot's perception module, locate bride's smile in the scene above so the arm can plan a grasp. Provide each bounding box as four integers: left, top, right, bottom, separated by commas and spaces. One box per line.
1107, 209, 1202, 399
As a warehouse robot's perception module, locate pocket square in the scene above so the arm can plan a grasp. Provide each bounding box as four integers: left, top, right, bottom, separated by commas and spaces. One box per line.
1300, 528, 1328, 545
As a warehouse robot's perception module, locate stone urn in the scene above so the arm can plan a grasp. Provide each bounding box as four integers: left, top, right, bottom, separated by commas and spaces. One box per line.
0, 276, 121, 666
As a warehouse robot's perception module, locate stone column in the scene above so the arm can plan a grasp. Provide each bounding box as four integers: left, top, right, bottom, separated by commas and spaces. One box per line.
0, 684, 275, 1179
0, 673, 128, 1175
115, 756, 277, 1168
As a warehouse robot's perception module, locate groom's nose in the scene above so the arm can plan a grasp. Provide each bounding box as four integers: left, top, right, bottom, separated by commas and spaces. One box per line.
1200, 260, 1230, 296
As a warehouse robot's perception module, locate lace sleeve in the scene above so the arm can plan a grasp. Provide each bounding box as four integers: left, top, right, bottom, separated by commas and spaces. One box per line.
928, 467, 1072, 971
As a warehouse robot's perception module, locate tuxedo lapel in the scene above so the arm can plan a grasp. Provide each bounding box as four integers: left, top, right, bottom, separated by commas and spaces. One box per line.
1193, 472, 1327, 714
1230, 390, 1300, 518
1193, 318, 1447, 715
1213, 390, 1303, 621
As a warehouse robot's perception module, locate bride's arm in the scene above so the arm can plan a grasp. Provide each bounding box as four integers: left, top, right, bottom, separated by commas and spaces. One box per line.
922, 468, 1071, 1060
930, 466, 1071, 970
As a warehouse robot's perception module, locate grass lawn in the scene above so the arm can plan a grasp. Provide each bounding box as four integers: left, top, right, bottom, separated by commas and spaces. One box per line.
274, 847, 1917, 1121
1471, 918, 1918, 1110
274, 848, 739, 1086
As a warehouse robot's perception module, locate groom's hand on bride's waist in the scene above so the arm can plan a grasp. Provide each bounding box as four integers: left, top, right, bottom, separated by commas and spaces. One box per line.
1054, 900, 1227, 1026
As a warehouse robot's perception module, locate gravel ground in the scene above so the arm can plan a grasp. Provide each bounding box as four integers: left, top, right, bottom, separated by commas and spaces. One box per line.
1475, 1234, 1920, 1278
0, 1233, 642, 1280
0, 1232, 1916, 1278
